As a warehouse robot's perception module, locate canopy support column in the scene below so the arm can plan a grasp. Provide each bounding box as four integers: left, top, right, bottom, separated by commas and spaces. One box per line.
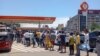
38, 20, 41, 31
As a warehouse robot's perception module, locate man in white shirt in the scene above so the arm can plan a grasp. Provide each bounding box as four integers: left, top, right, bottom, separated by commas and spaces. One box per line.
83, 29, 89, 56
84, 33, 89, 44
66, 33, 70, 47
24, 31, 30, 46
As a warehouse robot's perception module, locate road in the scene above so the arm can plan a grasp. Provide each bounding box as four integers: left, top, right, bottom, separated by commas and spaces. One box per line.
0, 42, 97, 56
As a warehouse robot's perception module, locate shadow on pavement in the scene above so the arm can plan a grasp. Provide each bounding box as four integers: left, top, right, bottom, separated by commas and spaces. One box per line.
0, 51, 10, 54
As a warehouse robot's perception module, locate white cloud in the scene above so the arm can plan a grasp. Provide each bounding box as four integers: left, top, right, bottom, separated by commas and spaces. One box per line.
48, 17, 69, 28
20, 17, 69, 28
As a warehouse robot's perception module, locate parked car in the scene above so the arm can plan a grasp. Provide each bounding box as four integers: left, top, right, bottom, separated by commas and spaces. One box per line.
79, 31, 100, 52
89, 31, 100, 52
0, 25, 13, 52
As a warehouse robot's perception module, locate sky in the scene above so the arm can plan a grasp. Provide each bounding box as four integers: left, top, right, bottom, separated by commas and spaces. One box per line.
0, 0, 100, 28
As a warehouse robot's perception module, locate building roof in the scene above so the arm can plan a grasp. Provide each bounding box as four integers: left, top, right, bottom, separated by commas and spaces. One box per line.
78, 9, 100, 14
0, 15, 56, 24
69, 15, 78, 21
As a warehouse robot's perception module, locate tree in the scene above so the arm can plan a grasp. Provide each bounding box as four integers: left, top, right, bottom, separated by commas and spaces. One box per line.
91, 23, 100, 31
56, 27, 58, 30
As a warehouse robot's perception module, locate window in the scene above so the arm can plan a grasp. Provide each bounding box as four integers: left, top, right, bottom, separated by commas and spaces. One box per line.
80, 16, 86, 31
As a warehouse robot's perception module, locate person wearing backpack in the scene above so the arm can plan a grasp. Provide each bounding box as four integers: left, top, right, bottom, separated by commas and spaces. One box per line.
69, 33, 75, 55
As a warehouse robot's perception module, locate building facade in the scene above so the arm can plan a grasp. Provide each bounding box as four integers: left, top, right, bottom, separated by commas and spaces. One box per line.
66, 10, 100, 33
66, 15, 79, 33
57, 24, 64, 30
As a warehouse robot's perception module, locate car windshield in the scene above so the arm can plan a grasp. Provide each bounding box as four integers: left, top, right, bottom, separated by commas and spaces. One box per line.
0, 28, 11, 32
0, 35, 8, 41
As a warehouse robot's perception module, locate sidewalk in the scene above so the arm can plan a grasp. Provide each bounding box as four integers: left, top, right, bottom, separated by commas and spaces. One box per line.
11, 42, 97, 56
54, 46, 97, 56
80, 51, 97, 56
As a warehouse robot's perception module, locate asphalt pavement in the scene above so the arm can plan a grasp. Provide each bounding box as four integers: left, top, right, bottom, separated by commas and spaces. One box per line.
0, 42, 97, 56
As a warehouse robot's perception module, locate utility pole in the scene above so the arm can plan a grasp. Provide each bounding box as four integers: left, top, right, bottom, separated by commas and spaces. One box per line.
80, 0, 89, 56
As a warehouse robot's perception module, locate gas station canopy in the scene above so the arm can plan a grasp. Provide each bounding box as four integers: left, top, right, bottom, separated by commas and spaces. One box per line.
0, 16, 56, 24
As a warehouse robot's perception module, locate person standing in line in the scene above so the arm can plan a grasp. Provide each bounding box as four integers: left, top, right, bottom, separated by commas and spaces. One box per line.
66, 33, 70, 47
49, 31, 56, 51
84, 29, 89, 56
16, 31, 21, 43
57, 31, 61, 52
30, 31, 36, 47
20, 31, 23, 44
75, 32, 80, 56
23, 31, 30, 47
36, 31, 41, 47
69, 33, 75, 55
44, 31, 51, 50
22, 31, 26, 45
40, 32, 45, 48
34, 31, 37, 46
59, 31, 66, 53
13, 30, 16, 41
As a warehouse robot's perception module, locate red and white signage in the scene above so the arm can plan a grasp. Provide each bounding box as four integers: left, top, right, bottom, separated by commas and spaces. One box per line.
80, 2, 89, 12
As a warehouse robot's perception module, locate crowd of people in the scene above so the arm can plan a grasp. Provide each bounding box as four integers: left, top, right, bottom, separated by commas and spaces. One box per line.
13, 29, 91, 56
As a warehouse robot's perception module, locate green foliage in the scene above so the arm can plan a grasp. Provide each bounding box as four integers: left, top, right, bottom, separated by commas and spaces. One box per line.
56, 27, 58, 30
91, 23, 100, 31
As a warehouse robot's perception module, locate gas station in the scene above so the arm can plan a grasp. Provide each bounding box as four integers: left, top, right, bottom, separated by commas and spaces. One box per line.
0, 15, 56, 30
